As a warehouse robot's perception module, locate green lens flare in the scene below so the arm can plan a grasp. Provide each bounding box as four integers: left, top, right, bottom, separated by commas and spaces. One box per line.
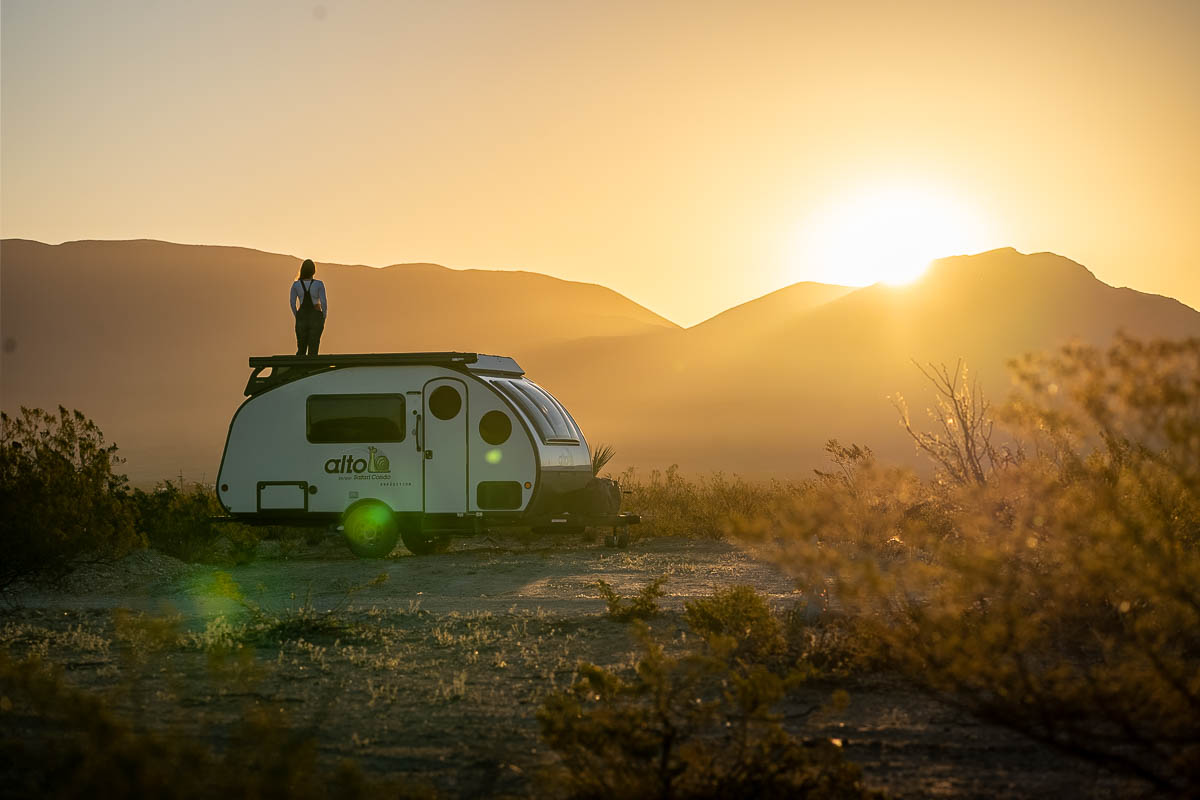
345, 504, 392, 546
486, 449, 503, 464
179, 570, 245, 620
363, 505, 391, 525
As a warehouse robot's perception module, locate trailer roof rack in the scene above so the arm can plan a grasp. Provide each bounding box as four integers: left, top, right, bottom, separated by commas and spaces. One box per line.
244, 352, 524, 396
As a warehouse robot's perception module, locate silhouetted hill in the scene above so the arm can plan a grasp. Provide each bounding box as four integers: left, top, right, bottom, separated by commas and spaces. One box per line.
690, 281, 854, 334
0, 239, 676, 481
2, 240, 1196, 481
528, 248, 1200, 474
519, 281, 855, 391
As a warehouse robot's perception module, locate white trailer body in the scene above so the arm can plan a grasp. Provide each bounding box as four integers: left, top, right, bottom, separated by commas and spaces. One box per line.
216, 353, 622, 556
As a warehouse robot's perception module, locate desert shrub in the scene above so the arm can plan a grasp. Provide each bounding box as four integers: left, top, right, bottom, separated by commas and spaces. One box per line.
618, 465, 801, 539
684, 585, 785, 663
753, 334, 1200, 794
132, 482, 268, 564
681, 585, 870, 676
131, 481, 227, 562
780, 607, 881, 677
0, 654, 431, 799
596, 576, 667, 622
537, 623, 877, 799
0, 407, 142, 592
891, 360, 1019, 486
223, 526, 263, 564
741, 439, 928, 560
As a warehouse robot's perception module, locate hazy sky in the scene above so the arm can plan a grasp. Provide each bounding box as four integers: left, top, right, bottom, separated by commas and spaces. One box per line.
3, 0, 1198, 326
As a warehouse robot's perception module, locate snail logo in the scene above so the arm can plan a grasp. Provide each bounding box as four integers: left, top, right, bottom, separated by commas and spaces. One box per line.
325, 446, 392, 475
367, 446, 390, 473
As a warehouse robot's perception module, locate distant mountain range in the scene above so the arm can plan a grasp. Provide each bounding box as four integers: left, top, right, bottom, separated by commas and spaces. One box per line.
2, 239, 1197, 483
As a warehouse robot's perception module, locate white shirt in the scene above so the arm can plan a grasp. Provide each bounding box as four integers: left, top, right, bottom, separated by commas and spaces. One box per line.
290, 279, 328, 318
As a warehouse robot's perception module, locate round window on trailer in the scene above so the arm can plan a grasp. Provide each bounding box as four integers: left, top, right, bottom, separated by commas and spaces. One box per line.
479, 410, 512, 445
429, 386, 462, 420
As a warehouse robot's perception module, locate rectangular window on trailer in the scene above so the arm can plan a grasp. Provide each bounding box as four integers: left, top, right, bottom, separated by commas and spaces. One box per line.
307, 394, 407, 443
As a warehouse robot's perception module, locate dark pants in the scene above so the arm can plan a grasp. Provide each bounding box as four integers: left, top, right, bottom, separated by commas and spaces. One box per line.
295, 310, 325, 356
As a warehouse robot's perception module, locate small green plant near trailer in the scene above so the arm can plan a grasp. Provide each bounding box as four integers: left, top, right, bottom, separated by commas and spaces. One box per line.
595, 575, 667, 622
590, 443, 616, 476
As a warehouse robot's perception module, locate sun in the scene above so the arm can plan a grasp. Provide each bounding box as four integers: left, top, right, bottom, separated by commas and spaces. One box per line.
793, 183, 996, 286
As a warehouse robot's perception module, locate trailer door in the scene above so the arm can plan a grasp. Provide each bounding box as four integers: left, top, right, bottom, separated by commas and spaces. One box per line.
422, 377, 468, 512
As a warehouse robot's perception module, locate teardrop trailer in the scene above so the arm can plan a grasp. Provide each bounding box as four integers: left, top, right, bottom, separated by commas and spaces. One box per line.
215, 352, 637, 557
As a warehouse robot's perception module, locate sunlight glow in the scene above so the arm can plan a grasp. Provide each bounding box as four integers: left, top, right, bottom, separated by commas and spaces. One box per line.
794, 184, 996, 286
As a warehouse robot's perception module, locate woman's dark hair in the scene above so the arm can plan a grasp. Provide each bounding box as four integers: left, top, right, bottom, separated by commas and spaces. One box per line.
299, 259, 316, 280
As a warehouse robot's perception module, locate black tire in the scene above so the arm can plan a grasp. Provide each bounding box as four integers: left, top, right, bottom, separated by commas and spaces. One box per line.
401, 529, 452, 556
343, 501, 400, 559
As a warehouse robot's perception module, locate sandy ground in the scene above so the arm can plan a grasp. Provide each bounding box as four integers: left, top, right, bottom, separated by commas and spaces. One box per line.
1, 532, 1137, 798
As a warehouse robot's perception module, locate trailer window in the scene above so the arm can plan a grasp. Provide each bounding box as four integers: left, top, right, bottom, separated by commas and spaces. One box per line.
479, 410, 512, 445
307, 394, 406, 443
489, 379, 581, 445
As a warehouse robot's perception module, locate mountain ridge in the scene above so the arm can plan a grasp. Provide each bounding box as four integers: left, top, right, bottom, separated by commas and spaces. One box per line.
2, 238, 1197, 482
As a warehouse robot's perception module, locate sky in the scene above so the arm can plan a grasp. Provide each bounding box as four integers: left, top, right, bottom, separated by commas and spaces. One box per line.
2, 0, 1198, 327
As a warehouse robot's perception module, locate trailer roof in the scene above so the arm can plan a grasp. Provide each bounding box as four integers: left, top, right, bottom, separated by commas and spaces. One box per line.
244, 352, 524, 396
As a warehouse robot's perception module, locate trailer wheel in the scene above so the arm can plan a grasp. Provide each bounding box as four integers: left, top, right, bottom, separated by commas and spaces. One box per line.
401, 529, 451, 556
343, 501, 400, 559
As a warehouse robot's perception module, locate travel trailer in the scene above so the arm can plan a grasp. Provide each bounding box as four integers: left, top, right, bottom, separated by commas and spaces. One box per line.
216, 353, 634, 557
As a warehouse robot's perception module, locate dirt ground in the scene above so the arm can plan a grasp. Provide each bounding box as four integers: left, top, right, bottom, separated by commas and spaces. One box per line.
2, 532, 1138, 799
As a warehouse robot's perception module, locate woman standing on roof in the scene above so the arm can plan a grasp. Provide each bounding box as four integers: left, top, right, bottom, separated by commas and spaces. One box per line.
291, 259, 328, 356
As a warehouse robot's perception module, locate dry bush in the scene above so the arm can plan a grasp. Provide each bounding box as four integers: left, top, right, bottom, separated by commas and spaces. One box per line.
537, 622, 877, 800
776, 440, 928, 557
682, 585, 869, 678
780, 612, 876, 677
0, 407, 142, 592
891, 360, 1018, 486
130, 481, 259, 563
596, 576, 667, 622
684, 585, 785, 663
749, 335, 1200, 794
618, 465, 801, 539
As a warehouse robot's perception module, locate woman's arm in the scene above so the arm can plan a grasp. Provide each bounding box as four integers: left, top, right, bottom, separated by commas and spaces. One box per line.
289, 282, 299, 316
